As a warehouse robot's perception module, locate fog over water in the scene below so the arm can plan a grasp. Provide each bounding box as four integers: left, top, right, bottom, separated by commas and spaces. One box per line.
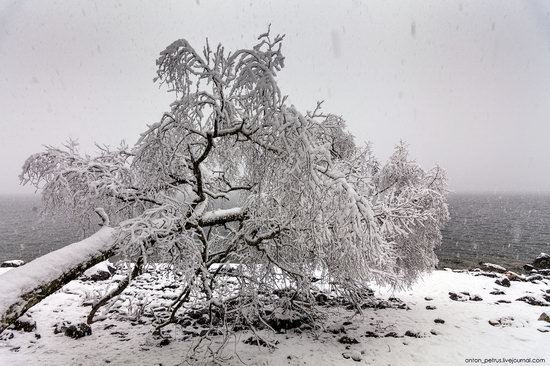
1, 1, 550, 195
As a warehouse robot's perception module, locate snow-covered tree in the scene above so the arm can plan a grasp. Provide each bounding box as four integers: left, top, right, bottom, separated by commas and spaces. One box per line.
18, 30, 449, 334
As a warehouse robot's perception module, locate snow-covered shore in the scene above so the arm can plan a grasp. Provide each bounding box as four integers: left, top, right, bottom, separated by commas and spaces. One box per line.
0, 266, 548, 365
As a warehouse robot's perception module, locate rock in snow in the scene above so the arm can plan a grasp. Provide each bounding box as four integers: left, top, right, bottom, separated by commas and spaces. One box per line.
326, 323, 346, 334
504, 271, 525, 282
1, 260, 25, 268
488, 317, 514, 327
1, 269, 549, 365
12, 314, 36, 332
448, 292, 468, 302
533, 253, 550, 269
342, 351, 363, 362
516, 296, 549, 307
495, 278, 511, 288
338, 335, 359, 344
479, 262, 506, 273
538, 312, 550, 323
469, 294, 483, 301
81, 261, 116, 281
63, 323, 92, 339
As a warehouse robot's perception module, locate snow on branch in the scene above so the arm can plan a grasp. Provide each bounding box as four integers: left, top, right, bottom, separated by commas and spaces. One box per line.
18, 30, 449, 336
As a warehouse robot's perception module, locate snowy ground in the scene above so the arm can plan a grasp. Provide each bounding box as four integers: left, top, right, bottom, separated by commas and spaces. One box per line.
0, 267, 548, 366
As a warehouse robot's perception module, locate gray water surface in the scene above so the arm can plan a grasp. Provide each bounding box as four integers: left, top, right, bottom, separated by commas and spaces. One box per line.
0, 194, 548, 270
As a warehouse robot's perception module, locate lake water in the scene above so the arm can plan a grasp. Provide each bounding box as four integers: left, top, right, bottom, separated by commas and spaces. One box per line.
435, 193, 550, 270
0, 194, 549, 270
0, 195, 90, 263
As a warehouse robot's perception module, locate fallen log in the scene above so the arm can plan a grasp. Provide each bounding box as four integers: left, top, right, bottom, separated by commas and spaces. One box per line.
0, 226, 117, 333
0, 206, 246, 333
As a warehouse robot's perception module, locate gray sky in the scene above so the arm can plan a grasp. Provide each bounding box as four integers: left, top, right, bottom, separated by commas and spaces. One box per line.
1, 0, 550, 194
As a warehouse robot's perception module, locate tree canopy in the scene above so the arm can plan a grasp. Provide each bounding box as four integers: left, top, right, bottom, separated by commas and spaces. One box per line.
20, 30, 449, 331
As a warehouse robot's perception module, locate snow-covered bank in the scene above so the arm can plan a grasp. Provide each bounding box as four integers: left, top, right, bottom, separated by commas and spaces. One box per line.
0, 268, 548, 365
0, 227, 116, 333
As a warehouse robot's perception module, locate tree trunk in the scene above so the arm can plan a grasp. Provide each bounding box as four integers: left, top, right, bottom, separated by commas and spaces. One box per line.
0, 227, 117, 333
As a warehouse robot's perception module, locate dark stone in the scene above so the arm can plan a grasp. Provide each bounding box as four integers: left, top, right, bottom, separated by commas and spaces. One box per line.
272, 288, 306, 302
13, 315, 36, 332
404, 330, 423, 338
524, 264, 535, 271
315, 293, 329, 305
361, 298, 409, 310
426, 305, 437, 310
397, 303, 411, 310
64, 323, 92, 339
434, 318, 445, 324
34, 333, 41, 339
187, 309, 207, 320
195, 315, 209, 326
533, 253, 550, 269
88, 271, 111, 281
538, 312, 550, 323
489, 290, 505, 295
83, 262, 116, 281
496, 300, 511, 304
0, 331, 14, 340
267, 311, 309, 332
159, 338, 170, 346
516, 296, 549, 307
364, 331, 379, 338
488, 316, 514, 327
384, 332, 401, 338
424, 297, 433, 301
0, 260, 25, 268
326, 324, 346, 334
479, 262, 507, 273
348, 351, 363, 362
342, 321, 353, 326
476, 272, 499, 278
526, 275, 544, 283
53, 321, 71, 335
495, 278, 511, 288
448, 292, 467, 302
469, 294, 483, 301
176, 317, 192, 328
243, 336, 278, 347
338, 335, 359, 344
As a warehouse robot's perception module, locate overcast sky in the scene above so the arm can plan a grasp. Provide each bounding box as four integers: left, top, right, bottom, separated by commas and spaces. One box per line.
1, 0, 549, 194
